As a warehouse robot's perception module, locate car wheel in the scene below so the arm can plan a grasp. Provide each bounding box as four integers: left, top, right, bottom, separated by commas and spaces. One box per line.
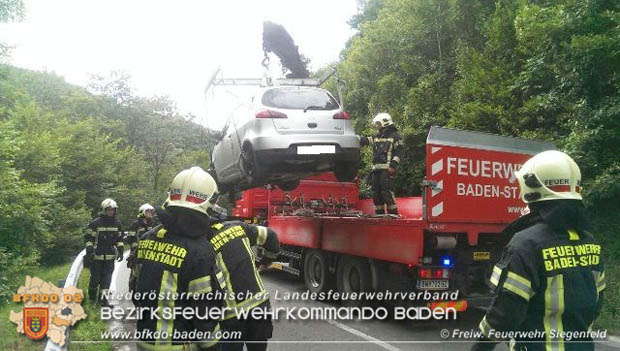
240, 144, 261, 185
334, 161, 359, 182
277, 179, 300, 191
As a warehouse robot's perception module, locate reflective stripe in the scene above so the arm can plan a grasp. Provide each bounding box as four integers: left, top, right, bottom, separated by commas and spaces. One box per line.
490, 266, 502, 287
85, 229, 96, 236
257, 226, 268, 246
116, 242, 124, 248
127, 231, 137, 237
392, 156, 401, 164
479, 315, 492, 338
131, 242, 138, 248
156, 229, 167, 238
85, 241, 94, 247
93, 254, 116, 260
223, 292, 269, 320
592, 271, 606, 294
264, 250, 279, 259
156, 271, 177, 344
567, 229, 580, 241
97, 227, 120, 232
215, 253, 235, 310
211, 223, 223, 230
137, 342, 187, 351
373, 138, 394, 143
215, 270, 227, 290
242, 237, 265, 292
503, 271, 534, 301
372, 163, 390, 170
188, 276, 212, 294
195, 323, 221, 349
543, 274, 565, 351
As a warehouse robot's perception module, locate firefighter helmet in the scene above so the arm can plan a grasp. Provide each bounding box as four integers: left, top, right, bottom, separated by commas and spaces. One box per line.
101, 198, 118, 211
372, 113, 393, 128
514, 150, 582, 203
165, 166, 219, 215
138, 203, 155, 217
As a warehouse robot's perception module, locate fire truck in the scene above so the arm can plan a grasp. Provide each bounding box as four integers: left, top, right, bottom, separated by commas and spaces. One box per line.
231, 126, 554, 311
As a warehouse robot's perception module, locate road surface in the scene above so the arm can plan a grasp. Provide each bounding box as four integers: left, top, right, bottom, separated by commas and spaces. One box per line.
100, 259, 619, 351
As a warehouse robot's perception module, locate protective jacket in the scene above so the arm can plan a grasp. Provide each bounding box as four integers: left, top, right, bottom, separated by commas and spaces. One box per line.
84, 214, 123, 260
133, 208, 224, 350
359, 125, 403, 171
473, 202, 606, 351
208, 221, 280, 320
127, 218, 155, 251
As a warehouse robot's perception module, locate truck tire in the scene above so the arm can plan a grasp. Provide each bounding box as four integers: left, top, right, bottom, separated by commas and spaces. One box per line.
303, 250, 332, 293
336, 256, 372, 306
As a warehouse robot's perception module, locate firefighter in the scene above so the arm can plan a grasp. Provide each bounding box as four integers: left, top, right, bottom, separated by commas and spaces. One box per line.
359, 112, 403, 215
471, 150, 606, 351
127, 203, 156, 290
83, 198, 124, 305
208, 216, 280, 351
133, 166, 224, 350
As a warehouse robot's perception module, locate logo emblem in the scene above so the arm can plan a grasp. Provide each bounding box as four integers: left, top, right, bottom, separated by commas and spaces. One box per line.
24, 307, 49, 340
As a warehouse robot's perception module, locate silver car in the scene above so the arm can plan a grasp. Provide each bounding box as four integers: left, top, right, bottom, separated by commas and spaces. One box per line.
210, 86, 360, 192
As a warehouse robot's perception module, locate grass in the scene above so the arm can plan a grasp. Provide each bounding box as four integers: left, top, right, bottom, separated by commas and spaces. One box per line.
0, 262, 113, 351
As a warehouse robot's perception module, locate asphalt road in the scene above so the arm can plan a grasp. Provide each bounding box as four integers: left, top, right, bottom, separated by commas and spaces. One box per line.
103, 258, 620, 351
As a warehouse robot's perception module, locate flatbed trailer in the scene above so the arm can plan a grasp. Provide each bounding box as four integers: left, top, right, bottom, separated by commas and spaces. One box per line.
232, 126, 555, 311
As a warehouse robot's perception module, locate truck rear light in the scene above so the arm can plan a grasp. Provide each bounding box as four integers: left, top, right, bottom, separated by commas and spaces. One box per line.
333, 111, 350, 120
432, 268, 450, 278
419, 268, 450, 279
419, 268, 431, 278
256, 110, 288, 119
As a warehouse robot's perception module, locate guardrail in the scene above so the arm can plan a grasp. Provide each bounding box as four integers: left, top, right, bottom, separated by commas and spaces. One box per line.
43, 249, 86, 351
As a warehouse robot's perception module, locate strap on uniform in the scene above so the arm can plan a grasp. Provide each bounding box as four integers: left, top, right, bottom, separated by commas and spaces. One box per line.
93, 254, 116, 260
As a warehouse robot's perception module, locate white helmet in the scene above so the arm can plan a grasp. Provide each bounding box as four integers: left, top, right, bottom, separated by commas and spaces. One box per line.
138, 203, 155, 217
101, 198, 118, 211
372, 113, 393, 128
165, 166, 219, 215
514, 150, 582, 203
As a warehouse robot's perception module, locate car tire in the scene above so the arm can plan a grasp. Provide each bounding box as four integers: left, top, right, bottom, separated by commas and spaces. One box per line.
334, 161, 359, 182
303, 250, 333, 293
276, 180, 300, 191
336, 255, 372, 306
240, 143, 262, 185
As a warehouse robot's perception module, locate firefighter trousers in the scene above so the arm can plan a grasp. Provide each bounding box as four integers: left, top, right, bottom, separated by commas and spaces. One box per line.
89, 259, 114, 301
371, 170, 398, 215
221, 310, 273, 351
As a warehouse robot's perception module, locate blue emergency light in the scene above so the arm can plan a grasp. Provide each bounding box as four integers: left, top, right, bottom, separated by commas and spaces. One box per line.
441, 256, 453, 267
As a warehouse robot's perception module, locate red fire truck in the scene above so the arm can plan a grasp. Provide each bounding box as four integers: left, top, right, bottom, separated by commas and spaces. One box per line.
231, 126, 554, 311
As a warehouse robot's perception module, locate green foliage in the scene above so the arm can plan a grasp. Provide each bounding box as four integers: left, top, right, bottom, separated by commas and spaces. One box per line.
0, 65, 213, 293
334, 0, 620, 330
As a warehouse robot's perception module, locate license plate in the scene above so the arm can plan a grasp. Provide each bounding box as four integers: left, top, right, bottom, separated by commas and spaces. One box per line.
417, 279, 449, 290
473, 252, 490, 261
297, 145, 335, 155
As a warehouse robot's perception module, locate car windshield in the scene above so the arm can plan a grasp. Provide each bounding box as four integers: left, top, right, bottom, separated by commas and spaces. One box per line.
261, 88, 339, 110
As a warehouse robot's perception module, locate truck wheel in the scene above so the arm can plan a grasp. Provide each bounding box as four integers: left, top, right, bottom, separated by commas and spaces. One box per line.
304, 250, 332, 293
337, 256, 372, 305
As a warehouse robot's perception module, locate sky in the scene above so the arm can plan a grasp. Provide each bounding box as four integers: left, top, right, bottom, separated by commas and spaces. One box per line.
0, 0, 358, 127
